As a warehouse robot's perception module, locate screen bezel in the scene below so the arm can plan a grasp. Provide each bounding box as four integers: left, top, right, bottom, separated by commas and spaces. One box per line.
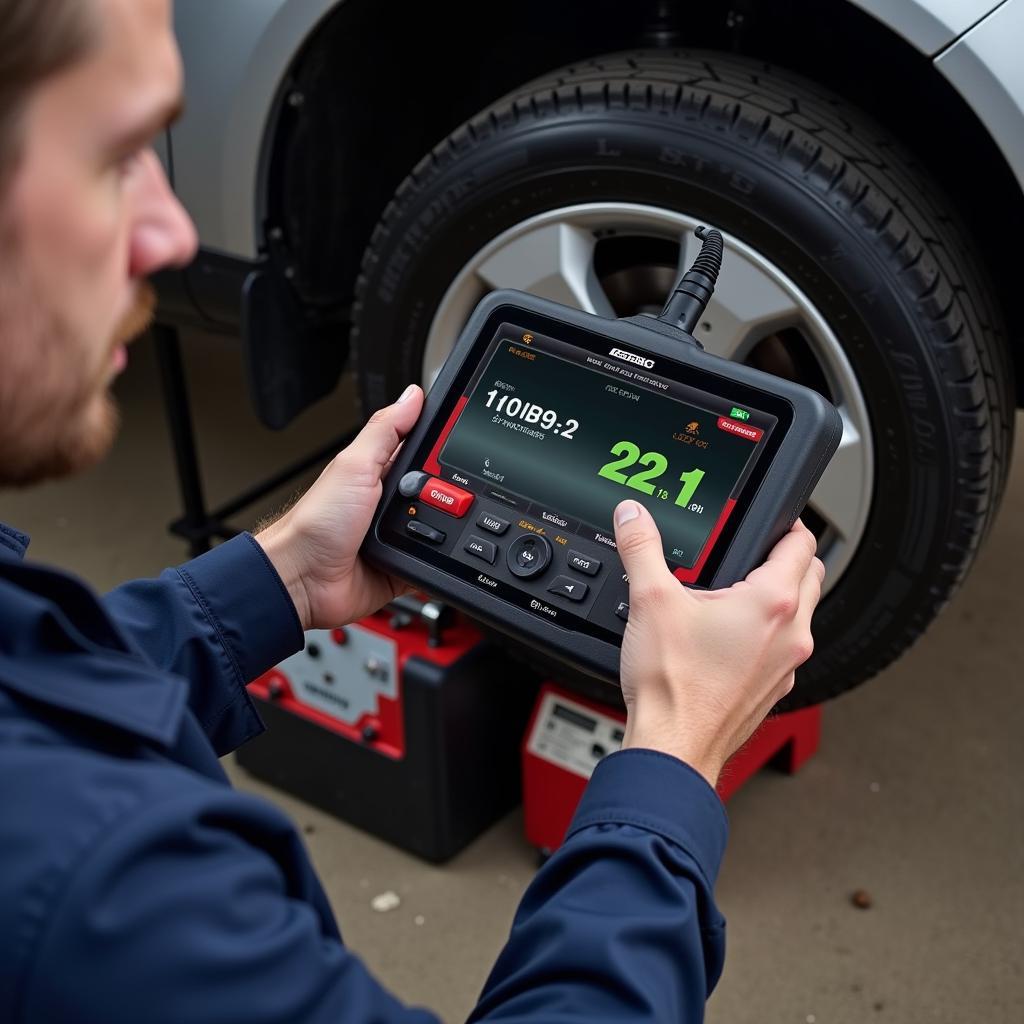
383, 305, 795, 590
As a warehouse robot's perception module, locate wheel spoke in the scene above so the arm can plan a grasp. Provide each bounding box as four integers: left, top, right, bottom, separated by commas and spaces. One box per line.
476, 222, 616, 318
677, 235, 801, 361
808, 407, 867, 541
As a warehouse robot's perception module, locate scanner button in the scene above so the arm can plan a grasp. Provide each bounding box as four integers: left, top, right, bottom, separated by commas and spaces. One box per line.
567, 550, 601, 576
614, 601, 630, 621
398, 471, 431, 498
406, 520, 446, 544
507, 534, 552, 579
547, 576, 589, 602
421, 478, 474, 517
464, 535, 497, 564
477, 512, 510, 535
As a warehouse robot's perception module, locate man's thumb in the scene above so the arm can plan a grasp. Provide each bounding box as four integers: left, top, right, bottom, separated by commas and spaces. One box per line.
340, 385, 423, 476
613, 500, 675, 592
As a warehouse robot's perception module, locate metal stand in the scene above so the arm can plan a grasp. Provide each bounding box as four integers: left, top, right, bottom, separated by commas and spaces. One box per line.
153, 324, 359, 557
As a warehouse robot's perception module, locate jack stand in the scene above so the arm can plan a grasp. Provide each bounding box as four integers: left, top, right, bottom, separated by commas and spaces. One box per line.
153, 324, 358, 556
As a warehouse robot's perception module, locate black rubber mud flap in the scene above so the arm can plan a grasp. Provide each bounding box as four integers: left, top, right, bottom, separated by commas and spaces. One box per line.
241, 265, 348, 430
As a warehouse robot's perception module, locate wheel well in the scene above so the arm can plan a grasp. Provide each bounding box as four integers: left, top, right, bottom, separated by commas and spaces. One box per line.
265, 0, 1022, 403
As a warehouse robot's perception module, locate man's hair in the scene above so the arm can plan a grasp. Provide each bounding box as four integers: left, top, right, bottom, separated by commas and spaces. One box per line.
0, 0, 96, 190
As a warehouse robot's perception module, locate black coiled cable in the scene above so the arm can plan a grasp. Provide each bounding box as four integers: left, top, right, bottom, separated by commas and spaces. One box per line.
659, 225, 723, 335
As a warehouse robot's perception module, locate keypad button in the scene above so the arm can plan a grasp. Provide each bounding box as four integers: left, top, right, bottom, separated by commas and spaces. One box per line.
476, 511, 510, 535
507, 534, 552, 579
406, 520, 446, 544
567, 550, 601, 576
464, 535, 497, 564
614, 600, 630, 621
420, 478, 474, 517
546, 575, 589, 602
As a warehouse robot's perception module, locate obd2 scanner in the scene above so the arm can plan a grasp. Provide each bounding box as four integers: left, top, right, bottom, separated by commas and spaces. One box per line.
362, 228, 842, 684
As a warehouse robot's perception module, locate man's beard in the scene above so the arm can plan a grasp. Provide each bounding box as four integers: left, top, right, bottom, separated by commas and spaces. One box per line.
0, 279, 156, 488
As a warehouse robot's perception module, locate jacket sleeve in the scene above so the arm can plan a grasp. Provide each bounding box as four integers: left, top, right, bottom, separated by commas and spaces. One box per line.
101, 533, 304, 754
21, 773, 440, 1024
21, 754, 725, 1024
469, 749, 729, 1023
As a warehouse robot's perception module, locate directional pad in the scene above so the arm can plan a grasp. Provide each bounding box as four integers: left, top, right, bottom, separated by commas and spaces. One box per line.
507, 533, 552, 579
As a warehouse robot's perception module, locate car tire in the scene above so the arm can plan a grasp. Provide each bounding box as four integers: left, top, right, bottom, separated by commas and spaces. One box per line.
352, 49, 1014, 708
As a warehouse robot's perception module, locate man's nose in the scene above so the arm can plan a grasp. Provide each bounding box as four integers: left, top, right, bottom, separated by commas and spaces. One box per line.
128, 149, 199, 278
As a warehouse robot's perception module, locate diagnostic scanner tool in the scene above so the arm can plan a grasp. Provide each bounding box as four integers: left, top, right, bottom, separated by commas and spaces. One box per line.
363, 228, 842, 683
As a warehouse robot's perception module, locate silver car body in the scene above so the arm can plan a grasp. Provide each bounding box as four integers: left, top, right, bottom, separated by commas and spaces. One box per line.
169, 0, 1024, 261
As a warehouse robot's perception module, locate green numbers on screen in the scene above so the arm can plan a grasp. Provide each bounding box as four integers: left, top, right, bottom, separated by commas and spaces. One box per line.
598, 441, 705, 506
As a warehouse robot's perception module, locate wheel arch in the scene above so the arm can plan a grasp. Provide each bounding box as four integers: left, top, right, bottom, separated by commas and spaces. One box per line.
168, 0, 348, 261
252, 0, 1022, 402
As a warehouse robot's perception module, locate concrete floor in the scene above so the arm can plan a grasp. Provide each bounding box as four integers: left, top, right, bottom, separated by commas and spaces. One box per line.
2, 333, 1022, 1023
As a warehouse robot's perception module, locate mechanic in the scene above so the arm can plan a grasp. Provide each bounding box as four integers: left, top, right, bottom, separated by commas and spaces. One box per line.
0, 1, 824, 1021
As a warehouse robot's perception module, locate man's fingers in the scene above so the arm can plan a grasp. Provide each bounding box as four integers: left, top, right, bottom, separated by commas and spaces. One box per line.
613, 501, 676, 601
765, 520, 817, 573
796, 559, 824, 635
338, 385, 423, 480
745, 520, 817, 598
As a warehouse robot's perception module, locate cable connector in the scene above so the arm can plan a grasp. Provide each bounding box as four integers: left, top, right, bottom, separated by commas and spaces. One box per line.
658, 226, 723, 336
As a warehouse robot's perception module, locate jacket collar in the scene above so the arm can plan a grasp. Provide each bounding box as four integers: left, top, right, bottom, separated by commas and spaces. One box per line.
0, 535, 188, 749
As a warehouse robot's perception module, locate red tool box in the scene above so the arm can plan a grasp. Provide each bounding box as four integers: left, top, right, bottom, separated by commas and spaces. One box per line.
522, 682, 821, 855
237, 596, 539, 863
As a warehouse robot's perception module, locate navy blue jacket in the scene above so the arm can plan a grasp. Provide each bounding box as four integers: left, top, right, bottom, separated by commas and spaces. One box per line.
0, 521, 727, 1022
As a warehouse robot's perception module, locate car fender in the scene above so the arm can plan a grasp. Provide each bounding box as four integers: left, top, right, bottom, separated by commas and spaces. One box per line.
166, 0, 1024, 265
934, 0, 1024, 197
846, 0, 1003, 55
170, 0, 346, 260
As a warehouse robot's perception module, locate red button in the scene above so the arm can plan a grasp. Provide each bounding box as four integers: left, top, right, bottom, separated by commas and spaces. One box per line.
420, 478, 474, 517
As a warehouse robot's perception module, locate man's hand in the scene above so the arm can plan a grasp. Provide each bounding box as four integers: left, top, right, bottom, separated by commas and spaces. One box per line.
612, 499, 824, 788
255, 385, 424, 631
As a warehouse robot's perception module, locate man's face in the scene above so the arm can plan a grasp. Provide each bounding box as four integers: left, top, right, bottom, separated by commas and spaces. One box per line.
0, 0, 197, 486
